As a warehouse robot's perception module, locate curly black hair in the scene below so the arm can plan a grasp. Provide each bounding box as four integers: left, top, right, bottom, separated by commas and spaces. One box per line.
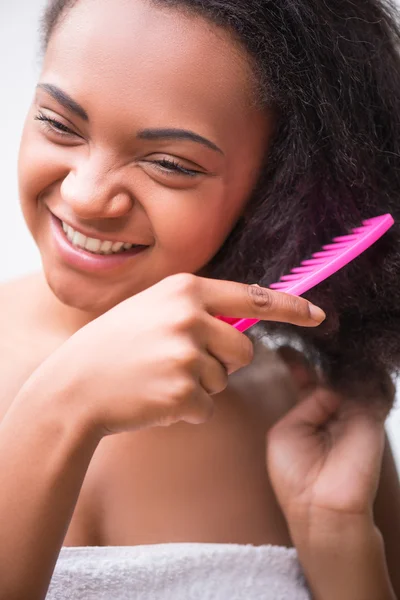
40, 0, 400, 400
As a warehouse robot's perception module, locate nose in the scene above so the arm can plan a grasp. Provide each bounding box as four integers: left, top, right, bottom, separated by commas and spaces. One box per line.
60, 154, 133, 220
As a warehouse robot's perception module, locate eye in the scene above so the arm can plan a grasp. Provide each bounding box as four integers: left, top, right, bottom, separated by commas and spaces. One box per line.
151, 158, 202, 177
34, 111, 78, 138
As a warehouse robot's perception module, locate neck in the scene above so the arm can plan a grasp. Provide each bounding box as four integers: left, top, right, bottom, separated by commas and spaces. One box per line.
36, 272, 102, 334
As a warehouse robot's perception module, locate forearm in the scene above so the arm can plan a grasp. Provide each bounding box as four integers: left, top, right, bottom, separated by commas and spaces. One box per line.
0, 360, 102, 600
290, 512, 396, 600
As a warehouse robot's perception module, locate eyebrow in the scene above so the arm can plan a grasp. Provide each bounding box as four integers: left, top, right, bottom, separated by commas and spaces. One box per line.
36, 83, 223, 154
36, 83, 89, 121
137, 128, 223, 155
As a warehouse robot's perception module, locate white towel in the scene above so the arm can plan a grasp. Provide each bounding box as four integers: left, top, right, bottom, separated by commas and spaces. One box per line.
46, 543, 311, 600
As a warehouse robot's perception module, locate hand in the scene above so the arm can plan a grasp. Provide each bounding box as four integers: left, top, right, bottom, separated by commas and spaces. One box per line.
53, 274, 325, 436
266, 348, 394, 526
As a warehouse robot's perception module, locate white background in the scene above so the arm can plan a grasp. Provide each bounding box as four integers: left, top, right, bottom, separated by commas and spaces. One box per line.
1, 0, 399, 468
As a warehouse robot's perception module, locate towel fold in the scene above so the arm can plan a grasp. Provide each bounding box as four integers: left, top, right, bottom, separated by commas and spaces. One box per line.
46, 543, 311, 599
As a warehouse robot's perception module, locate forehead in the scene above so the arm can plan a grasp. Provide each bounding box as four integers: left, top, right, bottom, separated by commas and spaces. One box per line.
42, 0, 258, 133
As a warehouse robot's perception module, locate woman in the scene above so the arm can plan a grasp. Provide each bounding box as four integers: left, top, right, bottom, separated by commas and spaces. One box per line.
1, 0, 400, 598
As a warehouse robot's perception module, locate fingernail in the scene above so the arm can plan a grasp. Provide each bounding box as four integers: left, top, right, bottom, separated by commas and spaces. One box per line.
309, 304, 326, 323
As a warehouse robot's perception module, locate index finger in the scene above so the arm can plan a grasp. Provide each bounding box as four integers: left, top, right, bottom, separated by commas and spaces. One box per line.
198, 278, 326, 327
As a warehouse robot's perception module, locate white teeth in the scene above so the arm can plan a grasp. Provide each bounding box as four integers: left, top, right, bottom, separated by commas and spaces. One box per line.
67, 226, 74, 242
61, 221, 135, 255
85, 237, 101, 253
112, 242, 124, 252
100, 241, 113, 254
73, 232, 86, 247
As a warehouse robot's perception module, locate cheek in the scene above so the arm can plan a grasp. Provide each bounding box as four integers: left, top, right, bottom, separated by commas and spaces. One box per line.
148, 178, 247, 265
18, 118, 68, 233
154, 139, 266, 267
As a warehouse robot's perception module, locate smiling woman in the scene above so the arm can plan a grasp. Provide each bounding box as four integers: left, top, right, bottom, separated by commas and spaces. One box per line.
19, 0, 271, 312
1, 1, 400, 599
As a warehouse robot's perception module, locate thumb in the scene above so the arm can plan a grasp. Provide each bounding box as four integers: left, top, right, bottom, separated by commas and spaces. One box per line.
275, 387, 342, 433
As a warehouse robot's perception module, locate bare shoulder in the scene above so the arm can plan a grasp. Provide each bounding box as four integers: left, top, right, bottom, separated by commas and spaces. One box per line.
0, 273, 43, 325
0, 273, 51, 416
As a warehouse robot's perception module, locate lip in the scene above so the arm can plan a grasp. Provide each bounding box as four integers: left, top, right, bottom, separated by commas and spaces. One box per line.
49, 213, 149, 273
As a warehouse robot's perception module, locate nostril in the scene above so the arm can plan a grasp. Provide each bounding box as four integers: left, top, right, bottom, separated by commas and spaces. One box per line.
60, 167, 133, 220
106, 193, 134, 218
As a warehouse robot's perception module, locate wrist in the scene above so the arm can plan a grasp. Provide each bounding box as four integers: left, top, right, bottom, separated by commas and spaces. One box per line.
288, 505, 375, 550
288, 511, 395, 600
14, 347, 104, 445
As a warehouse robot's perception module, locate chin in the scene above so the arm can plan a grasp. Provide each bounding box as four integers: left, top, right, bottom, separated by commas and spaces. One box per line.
44, 264, 135, 316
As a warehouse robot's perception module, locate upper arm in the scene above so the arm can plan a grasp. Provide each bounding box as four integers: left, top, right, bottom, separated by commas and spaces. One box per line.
374, 434, 400, 598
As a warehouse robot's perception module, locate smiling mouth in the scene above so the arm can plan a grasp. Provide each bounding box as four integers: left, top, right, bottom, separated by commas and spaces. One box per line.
60, 220, 147, 255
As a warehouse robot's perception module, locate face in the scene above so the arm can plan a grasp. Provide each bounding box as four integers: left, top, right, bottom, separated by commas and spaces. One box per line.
18, 0, 272, 314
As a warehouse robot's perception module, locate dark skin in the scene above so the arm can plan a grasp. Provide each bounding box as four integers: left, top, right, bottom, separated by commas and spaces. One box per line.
1, 0, 399, 598
19, 0, 272, 317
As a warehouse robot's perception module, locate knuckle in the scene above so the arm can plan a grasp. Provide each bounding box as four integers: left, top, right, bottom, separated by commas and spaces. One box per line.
229, 332, 254, 371
181, 347, 200, 369
170, 377, 197, 403
166, 273, 198, 296
172, 306, 201, 331
241, 335, 255, 366
192, 400, 214, 424
213, 371, 229, 394
218, 376, 229, 394
170, 341, 200, 369
247, 284, 273, 311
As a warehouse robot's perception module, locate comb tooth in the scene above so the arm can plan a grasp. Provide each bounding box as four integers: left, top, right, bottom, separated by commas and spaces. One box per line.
362, 216, 381, 225
312, 251, 337, 258
352, 226, 370, 234
270, 282, 290, 290
266, 215, 393, 300
323, 242, 350, 250
279, 274, 303, 281
333, 234, 359, 242
291, 266, 315, 273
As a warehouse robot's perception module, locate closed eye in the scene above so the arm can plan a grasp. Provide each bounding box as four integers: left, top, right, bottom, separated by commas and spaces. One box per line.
34, 112, 78, 137
151, 158, 202, 177
35, 111, 204, 178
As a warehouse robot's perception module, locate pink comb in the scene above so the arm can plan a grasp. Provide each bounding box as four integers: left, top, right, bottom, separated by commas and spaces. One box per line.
218, 214, 394, 333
